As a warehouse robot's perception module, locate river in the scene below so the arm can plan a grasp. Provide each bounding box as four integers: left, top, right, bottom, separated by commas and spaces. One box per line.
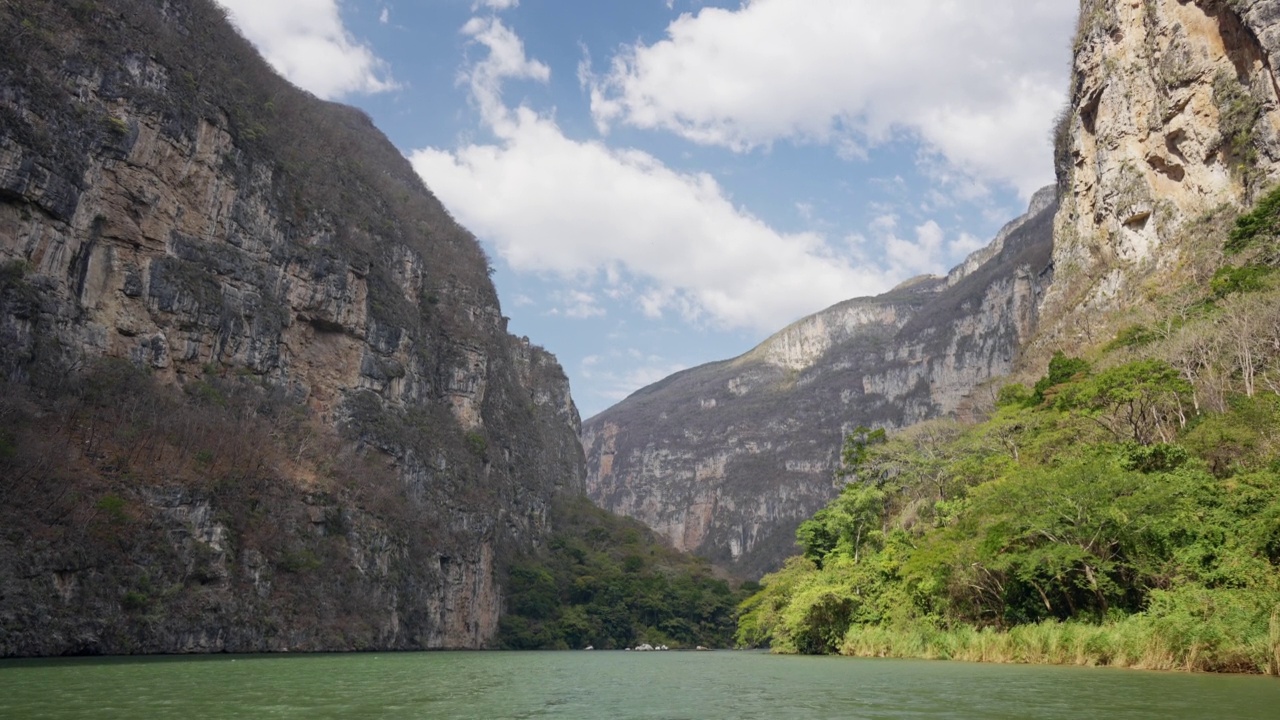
1, 651, 1277, 718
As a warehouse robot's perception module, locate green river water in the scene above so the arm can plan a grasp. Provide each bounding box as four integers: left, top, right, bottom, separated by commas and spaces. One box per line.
1, 651, 1277, 719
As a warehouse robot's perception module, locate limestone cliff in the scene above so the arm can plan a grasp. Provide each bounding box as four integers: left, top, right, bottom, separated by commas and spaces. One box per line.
582, 191, 1056, 577
584, 0, 1280, 579
1037, 0, 1280, 353
0, 0, 584, 655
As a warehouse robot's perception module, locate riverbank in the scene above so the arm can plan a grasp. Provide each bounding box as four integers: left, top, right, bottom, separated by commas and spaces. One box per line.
836, 615, 1280, 675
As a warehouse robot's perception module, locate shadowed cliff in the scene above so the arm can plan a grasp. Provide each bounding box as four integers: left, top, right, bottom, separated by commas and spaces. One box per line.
0, 0, 584, 655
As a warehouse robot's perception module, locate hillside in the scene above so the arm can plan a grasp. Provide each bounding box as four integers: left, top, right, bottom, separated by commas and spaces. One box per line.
738, 194, 1280, 671
0, 0, 585, 655
583, 188, 1056, 577
737, 0, 1280, 673
1033, 0, 1280, 360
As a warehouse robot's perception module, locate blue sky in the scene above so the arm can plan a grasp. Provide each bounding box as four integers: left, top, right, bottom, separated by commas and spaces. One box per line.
217, 0, 1079, 418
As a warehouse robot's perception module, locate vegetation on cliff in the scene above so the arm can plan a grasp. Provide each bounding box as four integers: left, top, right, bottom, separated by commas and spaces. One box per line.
1, 0, 591, 654
499, 496, 752, 650
0, 346, 435, 654
737, 189, 1280, 674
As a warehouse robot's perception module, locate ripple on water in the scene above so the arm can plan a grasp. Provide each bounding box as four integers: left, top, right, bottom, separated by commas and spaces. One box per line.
1, 652, 1278, 720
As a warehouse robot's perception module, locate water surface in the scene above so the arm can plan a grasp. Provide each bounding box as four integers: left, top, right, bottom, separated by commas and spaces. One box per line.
2, 651, 1277, 719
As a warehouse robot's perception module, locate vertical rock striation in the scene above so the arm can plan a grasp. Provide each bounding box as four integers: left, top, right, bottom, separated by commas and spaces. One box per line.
1037, 0, 1280, 351
582, 191, 1057, 577
585, 0, 1280, 580
0, 0, 584, 655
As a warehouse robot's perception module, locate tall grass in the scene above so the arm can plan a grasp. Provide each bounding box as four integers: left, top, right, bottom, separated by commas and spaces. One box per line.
840, 610, 1280, 674
1269, 612, 1280, 676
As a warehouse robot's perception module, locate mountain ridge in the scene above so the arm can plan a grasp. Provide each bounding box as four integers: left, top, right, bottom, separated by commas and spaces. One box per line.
583, 188, 1057, 576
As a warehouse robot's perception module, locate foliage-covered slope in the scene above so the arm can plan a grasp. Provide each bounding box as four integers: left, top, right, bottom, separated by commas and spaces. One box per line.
499, 496, 752, 650
583, 190, 1057, 577
738, 190, 1280, 674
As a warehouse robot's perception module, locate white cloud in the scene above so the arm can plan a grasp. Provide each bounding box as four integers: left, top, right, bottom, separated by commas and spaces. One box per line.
457, 16, 549, 131
950, 231, 988, 258
412, 111, 896, 331
473, 0, 519, 10
849, 218, 980, 280
586, 0, 1076, 198
216, 0, 397, 100
379, 6, 389, 24
580, 352, 689, 405
412, 17, 903, 333
553, 290, 607, 319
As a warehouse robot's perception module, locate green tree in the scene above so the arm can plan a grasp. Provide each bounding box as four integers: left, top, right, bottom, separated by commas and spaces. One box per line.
1032, 351, 1091, 404
796, 483, 886, 567
1059, 359, 1192, 444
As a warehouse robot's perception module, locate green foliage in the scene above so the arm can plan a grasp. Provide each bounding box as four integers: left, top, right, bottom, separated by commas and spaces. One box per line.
0, 259, 29, 284
738, 354, 1280, 672
996, 383, 1033, 408
1105, 324, 1158, 351
94, 494, 129, 524
277, 549, 322, 574
1213, 70, 1262, 184
186, 380, 228, 408
836, 425, 887, 480
1120, 442, 1189, 473
1228, 183, 1280, 254
1182, 394, 1280, 477
797, 483, 886, 568
1211, 264, 1273, 297
464, 431, 488, 462
121, 591, 149, 612
103, 114, 128, 136
1032, 352, 1090, 405
498, 496, 748, 650
1056, 359, 1191, 445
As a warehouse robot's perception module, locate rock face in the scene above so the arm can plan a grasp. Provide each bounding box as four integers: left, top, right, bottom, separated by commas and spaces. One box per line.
582, 190, 1057, 577
0, 0, 584, 655
1037, 0, 1280, 350
583, 0, 1280, 579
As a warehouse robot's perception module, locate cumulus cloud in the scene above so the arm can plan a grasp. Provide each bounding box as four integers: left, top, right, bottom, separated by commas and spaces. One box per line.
473, 0, 519, 10
586, 0, 1075, 198
849, 219, 984, 280
216, 0, 397, 100
411, 17, 913, 332
457, 17, 549, 130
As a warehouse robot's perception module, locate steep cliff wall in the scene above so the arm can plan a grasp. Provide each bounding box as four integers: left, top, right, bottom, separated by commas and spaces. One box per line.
1036, 0, 1280, 353
582, 191, 1056, 577
0, 0, 584, 655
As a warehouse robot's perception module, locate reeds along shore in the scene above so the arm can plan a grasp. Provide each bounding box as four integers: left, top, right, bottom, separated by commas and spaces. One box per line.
838, 613, 1280, 675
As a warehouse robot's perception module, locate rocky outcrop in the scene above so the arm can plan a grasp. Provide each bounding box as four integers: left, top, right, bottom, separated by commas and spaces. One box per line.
1036, 0, 1280, 352
584, 0, 1280, 578
582, 192, 1056, 577
0, 0, 584, 655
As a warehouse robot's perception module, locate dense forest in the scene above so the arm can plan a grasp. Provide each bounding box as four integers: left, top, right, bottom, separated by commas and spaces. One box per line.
737, 189, 1280, 674
499, 496, 752, 650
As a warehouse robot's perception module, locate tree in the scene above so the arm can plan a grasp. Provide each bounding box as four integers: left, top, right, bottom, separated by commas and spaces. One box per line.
796, 483, 886, 566
836, 425, 886, 481
1059, 359, 1192, 445
1032, 351, 1091, 404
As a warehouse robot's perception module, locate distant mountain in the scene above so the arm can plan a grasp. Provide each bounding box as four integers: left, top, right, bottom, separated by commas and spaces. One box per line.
584, 0, 1280, 580
582, 189, 1057, 577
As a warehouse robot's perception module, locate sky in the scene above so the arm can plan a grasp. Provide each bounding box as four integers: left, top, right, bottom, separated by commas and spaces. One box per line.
215, 0, 1080, 419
